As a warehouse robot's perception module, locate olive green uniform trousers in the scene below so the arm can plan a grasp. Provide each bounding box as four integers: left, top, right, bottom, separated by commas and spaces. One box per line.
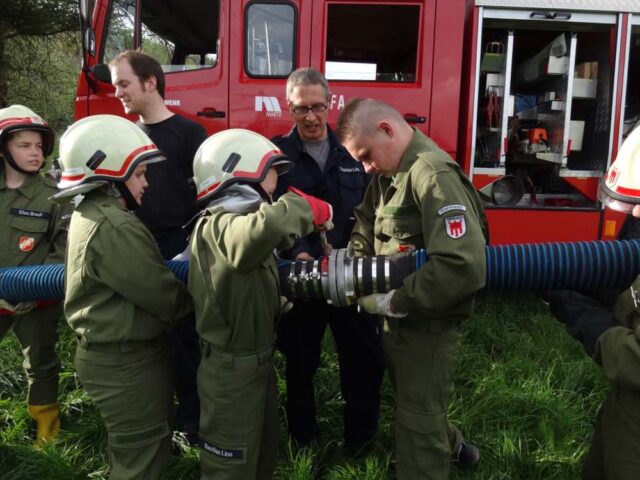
198, 343, 279, 480
582, 386, 640, 480
384, 318, 463, 479
75, 337, 173, 480
0, 305, 61, 405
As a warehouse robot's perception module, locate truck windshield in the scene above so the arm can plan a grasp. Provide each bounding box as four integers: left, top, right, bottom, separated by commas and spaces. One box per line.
103, 0, 219, 72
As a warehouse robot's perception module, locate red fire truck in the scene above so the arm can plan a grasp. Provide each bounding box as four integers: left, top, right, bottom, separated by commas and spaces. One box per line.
75, 0, 640, 244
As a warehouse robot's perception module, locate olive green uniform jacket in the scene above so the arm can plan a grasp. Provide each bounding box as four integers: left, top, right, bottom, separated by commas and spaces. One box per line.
64, 189, 192, 480
351, 129, 487, 480
0, 169, 71, 405
582, 275, 640, 480
189, 192, 314, 480
351, 129, 488, 321
189, 192, 314, 353
65, 189, 192, 342
0, 170, 69, 269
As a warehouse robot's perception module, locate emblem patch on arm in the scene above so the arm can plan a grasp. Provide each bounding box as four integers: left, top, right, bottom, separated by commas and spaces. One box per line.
445, 215, 466, 239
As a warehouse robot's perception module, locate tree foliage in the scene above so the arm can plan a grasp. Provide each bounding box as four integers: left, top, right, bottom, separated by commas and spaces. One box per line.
0, 0, 80, 110
5, 34, 81, 132
0, 0, 78, 38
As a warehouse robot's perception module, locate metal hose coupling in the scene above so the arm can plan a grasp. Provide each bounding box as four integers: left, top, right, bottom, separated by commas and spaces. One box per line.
279, 245, 420, 306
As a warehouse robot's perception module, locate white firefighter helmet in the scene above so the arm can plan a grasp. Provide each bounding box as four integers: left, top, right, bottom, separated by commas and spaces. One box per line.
52, 115, 164, 200
0, 105, 55, 172
193, 128, 292, 204
599, 125, 640, 214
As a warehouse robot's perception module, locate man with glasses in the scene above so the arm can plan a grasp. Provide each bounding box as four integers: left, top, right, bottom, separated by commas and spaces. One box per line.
273, 68, 384, 453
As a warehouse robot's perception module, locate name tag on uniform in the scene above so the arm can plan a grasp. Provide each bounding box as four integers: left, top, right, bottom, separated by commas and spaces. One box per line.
338, 167, 361, 173
202, 440, 244, 459
10, 208, 51, 219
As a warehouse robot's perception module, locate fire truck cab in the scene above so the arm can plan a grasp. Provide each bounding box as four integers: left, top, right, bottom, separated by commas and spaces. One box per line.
76, 0, 640, 244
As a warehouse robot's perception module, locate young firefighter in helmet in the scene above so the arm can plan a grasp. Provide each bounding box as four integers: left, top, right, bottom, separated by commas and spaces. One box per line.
51, 115, 192, 479
544, 125, 640, 480
0, 105, 71, 446
188, 129, 333, 480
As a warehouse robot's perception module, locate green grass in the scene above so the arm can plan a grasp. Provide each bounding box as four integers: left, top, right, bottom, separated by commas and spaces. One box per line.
0, 293, 607, 479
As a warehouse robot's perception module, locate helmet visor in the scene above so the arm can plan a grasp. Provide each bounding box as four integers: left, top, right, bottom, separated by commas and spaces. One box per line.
271, 156, 294, 176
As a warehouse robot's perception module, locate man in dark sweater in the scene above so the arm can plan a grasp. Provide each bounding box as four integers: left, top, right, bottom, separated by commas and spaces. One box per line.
273, 68, 384, 453
110, 50, 206, 443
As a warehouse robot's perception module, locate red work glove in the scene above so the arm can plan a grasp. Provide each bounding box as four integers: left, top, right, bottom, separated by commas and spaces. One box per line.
287, 187, 334, 231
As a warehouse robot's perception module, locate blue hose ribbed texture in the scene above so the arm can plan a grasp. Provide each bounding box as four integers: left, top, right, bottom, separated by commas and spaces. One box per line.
2, 240, 640, 302
412, 239, 640, 292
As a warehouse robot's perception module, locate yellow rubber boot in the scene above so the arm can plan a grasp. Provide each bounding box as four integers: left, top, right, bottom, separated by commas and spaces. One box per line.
28, 403, 61, 447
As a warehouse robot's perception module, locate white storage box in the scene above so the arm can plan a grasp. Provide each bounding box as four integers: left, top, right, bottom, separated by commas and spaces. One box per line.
545, 56, 569, 75
572, 78, 597, 98
569, 120, 585, 151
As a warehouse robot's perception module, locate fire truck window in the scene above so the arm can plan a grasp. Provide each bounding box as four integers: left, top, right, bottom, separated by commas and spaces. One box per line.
103, 0, 135, 64
102, 0, 219, 72
325, 4, 419, 83
140, 0, 219, 72
245, 3, 295, 77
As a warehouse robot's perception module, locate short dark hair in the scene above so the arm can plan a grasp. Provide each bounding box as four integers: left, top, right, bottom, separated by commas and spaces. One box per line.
336, 98, 366, 143
110, 50, 166, 98
337, 98, 404, 142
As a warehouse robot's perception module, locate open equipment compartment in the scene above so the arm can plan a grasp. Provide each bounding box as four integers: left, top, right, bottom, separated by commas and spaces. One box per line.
472, 7, 620, 209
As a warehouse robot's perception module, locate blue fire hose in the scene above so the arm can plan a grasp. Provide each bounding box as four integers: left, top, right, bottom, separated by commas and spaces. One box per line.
1, 240, 639, 304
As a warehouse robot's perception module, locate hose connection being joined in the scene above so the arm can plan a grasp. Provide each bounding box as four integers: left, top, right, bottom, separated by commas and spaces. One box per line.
279, 245, 418, 306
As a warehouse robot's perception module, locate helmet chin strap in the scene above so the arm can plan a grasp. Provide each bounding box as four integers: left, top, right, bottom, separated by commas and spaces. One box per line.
114, 182, 141, 211
250, 183, 273, 204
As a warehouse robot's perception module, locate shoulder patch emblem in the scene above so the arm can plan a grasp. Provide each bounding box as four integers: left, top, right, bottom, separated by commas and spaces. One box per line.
437, 204, 467, 216
19, 236, 35, 252
444, 215, 466, 239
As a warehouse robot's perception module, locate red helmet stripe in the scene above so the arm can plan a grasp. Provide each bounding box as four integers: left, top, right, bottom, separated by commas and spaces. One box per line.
614, 185, 640, 197
0, 117, 47, 131
61, 173, 86, 182
197, 181, 221, 200
94, 144, 156, 177
232, 149, 282, 179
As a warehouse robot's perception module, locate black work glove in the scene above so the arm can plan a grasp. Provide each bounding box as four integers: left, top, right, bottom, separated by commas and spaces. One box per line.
543, 289, 618, 356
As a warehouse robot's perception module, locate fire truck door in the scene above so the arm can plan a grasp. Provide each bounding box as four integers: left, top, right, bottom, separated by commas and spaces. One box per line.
227, 0, 312, 140
308, 0, 461, 154
86, 0, 229, 135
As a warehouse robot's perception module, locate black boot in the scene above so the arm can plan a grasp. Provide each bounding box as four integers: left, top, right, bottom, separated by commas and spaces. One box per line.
452, 441, 480, 468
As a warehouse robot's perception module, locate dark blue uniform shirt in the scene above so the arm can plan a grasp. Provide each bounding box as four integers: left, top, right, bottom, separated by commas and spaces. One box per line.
273, 125, 368, 258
